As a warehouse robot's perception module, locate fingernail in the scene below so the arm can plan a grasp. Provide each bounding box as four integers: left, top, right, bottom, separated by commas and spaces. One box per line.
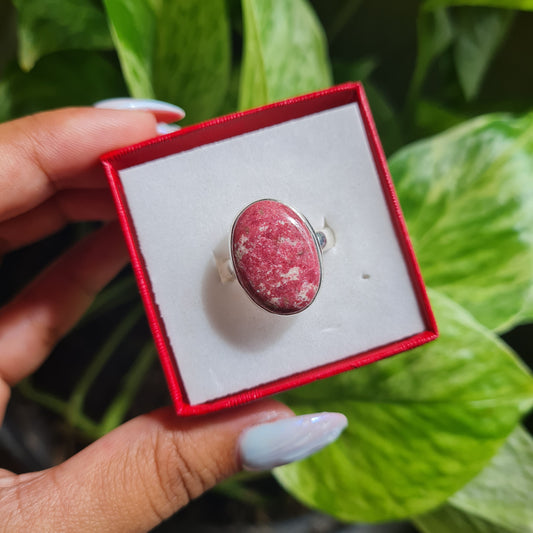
156, 123, 181, 135
239, 412, 347, 471
94, 97, 185, 123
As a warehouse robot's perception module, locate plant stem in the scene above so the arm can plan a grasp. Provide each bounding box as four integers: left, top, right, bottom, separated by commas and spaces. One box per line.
66, 305, 143, 429
18, 379, 100, 438
98, 340, 156, 436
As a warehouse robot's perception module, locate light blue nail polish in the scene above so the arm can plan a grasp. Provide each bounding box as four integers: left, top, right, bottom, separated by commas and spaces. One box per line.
156, 123, 181, 135
239, 412, 347, 471
93, 97, 185, 122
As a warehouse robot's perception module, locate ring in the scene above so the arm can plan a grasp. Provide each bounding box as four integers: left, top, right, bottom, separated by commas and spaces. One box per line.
228, 199, 334, 315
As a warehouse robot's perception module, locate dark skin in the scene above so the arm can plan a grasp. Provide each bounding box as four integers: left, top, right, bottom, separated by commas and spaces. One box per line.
0, 108, 291, 531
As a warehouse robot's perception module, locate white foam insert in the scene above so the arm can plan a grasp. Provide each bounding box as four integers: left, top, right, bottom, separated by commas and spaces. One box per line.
119, 103, 426, 405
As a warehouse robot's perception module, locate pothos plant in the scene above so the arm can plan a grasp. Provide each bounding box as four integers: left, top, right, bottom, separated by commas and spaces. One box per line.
1, 0, 533, 531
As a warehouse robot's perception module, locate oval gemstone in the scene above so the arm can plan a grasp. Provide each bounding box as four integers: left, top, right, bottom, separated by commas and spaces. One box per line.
231, 200, 322, 315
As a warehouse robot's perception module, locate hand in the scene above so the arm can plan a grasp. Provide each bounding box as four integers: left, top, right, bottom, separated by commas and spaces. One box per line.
0, 106, 346, 531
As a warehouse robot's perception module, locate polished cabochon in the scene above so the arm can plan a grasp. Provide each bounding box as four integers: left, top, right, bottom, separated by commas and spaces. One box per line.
230, 199, 323, 315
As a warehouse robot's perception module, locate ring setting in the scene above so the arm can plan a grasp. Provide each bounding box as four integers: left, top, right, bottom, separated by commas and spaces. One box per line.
227, 199, 333, 315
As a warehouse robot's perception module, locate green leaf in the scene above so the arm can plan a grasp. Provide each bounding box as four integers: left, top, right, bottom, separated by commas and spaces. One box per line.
218, 64, 242, 116
103, 0, 156, 99
453, 7, 514, 101
151, 0, 230, 122
273, 289, 533, 522
332, 57, 378, 84
424, 0, 533, 10
407, 8, 453, 110
0, 51, 127, 122
415, 426, 533, 532
12, 0, 113, 72
518, 290, 533, 324
450, 426, 533, 531
415, 99, 469, 136
104, 0, 231, 123
390, 113, 533, 332
239, 0, 332, 110
414, 503, 516, 533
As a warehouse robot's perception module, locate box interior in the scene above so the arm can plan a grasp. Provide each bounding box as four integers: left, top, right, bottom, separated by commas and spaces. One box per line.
118, 102, 427, 405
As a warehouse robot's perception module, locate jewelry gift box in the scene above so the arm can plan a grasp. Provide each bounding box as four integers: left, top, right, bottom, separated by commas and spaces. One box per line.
101, 82, 438, 416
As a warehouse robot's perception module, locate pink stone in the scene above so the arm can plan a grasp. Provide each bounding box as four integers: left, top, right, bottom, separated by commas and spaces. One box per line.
231, 200, 322, 314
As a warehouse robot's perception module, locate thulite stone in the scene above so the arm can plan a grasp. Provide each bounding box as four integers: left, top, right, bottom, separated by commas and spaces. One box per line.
231, 200, 322, 314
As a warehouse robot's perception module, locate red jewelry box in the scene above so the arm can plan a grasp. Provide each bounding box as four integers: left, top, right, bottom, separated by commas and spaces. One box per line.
101, 82, 438, 416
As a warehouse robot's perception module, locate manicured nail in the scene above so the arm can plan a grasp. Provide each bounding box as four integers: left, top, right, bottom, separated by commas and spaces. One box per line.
94, 97, 185, 123
156, 123, 181, 135
239, 412, 347, 471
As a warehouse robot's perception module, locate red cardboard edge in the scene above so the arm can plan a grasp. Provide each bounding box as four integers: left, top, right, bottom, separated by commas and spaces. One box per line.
101, 82, 438, 416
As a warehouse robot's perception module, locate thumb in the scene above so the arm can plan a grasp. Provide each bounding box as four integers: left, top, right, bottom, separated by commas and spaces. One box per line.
4, 402, 286, 531
2, 400, 345, 532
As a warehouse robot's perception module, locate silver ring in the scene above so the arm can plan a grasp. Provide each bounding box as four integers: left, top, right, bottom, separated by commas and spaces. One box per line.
228, 199, 334, 315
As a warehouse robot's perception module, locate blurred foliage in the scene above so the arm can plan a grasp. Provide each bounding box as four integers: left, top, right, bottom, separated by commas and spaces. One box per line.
104, 0, 231, 123
11, 0, 113, 71
390, 112, 533, 333
1, 0, 533, 531
239, 0, 331, 109
277, 289, 533, 522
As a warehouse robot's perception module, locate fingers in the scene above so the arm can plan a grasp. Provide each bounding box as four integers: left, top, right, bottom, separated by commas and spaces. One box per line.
0, 107, 158, 222
1, 401, 293, 532
0, 189, 117, 253
0, 223, 128, 385
0, 404, 348, 532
